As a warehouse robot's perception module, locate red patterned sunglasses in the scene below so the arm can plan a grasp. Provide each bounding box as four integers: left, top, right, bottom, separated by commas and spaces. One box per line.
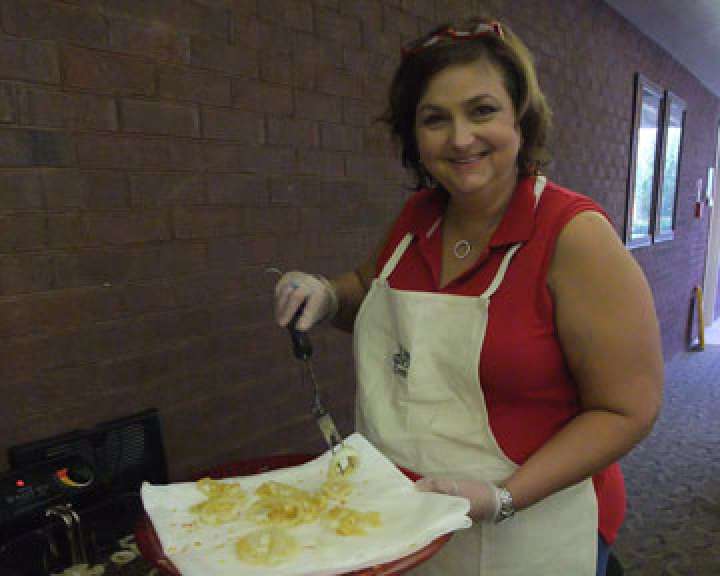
401, 21, 504, 58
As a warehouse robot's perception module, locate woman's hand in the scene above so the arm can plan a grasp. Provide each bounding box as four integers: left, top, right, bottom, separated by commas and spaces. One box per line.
415, 477, 501, 522
274, 271, 338, 331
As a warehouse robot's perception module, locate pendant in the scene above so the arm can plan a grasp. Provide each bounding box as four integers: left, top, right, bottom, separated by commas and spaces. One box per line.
453, 239, 471, 259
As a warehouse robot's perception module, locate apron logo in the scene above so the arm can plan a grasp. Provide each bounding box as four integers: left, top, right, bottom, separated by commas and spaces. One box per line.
392, 345, 411, 377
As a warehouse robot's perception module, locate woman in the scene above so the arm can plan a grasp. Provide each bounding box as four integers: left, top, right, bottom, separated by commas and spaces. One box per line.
274, 17, 663, 575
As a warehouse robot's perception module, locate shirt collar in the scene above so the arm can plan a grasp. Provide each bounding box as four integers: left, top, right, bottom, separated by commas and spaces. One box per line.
418, 175, 539, 247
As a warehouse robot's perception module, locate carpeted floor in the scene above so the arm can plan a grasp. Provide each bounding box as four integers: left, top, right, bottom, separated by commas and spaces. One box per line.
613, 344, 720, 575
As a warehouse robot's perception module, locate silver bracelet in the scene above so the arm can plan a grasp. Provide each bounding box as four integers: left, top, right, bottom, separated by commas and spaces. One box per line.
494, 487, 515, 523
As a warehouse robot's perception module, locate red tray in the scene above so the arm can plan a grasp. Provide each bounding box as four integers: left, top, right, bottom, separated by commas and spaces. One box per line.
136, 453, 452, 575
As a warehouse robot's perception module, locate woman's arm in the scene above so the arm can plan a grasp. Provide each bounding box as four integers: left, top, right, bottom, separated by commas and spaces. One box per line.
502, 210, 663, 510
328, 250, 379, 333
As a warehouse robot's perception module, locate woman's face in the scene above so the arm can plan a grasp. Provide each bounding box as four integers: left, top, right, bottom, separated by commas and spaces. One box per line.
414, 58, 522, 202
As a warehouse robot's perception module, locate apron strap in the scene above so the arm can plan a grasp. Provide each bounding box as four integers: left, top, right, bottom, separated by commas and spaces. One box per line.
533, 174, 546, 207
379, 233, 414, 281
480, 241, 523, 299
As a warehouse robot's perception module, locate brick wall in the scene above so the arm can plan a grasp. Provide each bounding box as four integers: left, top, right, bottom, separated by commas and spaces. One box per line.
1, 0, 718, 478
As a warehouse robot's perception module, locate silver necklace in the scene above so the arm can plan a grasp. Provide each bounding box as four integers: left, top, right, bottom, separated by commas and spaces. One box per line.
453, 239, 472, 259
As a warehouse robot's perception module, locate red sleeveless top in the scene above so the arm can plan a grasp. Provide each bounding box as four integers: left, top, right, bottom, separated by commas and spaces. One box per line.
376, 176, 625, 544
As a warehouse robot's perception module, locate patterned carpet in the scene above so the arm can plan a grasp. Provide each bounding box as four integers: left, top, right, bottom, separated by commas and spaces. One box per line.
613, 345, 720, 575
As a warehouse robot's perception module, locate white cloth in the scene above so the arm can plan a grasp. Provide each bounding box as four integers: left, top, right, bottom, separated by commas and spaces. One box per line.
353, 176, 599, 575
141, 434, 471, 576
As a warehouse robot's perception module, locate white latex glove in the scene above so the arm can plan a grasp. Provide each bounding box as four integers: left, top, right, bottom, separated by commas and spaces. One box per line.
274, 271, 338, 331
415, 477, 502, 522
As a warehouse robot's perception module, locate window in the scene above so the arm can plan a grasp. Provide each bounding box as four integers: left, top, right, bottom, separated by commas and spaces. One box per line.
625, 74, 685, 247
655, 92, 686, 241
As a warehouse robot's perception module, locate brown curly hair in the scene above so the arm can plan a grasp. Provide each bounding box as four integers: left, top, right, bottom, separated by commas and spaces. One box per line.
381, 16, 552, 189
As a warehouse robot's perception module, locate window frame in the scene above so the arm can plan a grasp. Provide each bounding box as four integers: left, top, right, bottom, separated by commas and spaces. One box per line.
625, 73, 665, 248
653, 90, 686, 243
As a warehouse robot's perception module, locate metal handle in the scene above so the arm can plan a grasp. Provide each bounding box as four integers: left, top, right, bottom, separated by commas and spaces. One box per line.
287, 305, 313, 360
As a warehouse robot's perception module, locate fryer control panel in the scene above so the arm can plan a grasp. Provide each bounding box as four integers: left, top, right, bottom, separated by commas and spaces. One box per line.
0, 456, 96, 530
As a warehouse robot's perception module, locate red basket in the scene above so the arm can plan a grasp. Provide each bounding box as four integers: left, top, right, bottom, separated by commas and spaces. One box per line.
135, 454, 452, 575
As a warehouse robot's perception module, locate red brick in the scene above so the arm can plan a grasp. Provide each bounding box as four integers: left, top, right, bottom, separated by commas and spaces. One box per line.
37, 170, 128, 210
230, 14, 261, 50
269, 175, 365, 206
17, 86, 118, 131
207, 173, 267, 205
266, 116, 319, 148
52, 243, 207, 289
122, 279, 181, 316
85, 211, 170, 245
158, 65, 232, 106
173, 206, 244, 238
104, 0, 229, 40
243, 204, 300, 234
0, 36, 60, 84
320, 122, 363, 151
257, 0, 313, 32
256, 22, 294, 58
130, 173, 205, 206
296, 148, 345, 178
343, 47, 370, 75
293, 32, 344, 67
76, 133, 203, 170
260, 54, 294, 86
312, 0, 340, 13
363, 122, 395, 155
315, 8, 362, 47
47, 212, 88, 249
0, 213, 46, 252
108, 17, 190, 63
62, 46, 155, 96
120, 99, 199, 137
0, 287, 124, 338
190, 36, 258, 78
232, 78, 294, 115
294, 90, 342, 122
1, 0, 108, 47
83, 171, 130, 209
0, 253, 54, 296
343, 97, 383, 126
339, 0, 383, 32
207, 236, 279, 268
202, 106, 264, 142
0, 128, 75, 167
0, 171, 45, 210
0, 83, 17, 123
229, 0, 257, 16
382, 5, 420, 38
203, 143, 295, 174
345, 154, 406, 182
362, 26, 403, 57
401, 0, 434, 20
316, 65, 364, 97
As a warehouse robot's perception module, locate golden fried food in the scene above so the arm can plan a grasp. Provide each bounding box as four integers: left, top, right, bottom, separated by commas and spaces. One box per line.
190, 477, 246, 525
327, 446, 360, 481
324, 506, 381, 536
235, 527, 299, 565
248, 481, 327, 526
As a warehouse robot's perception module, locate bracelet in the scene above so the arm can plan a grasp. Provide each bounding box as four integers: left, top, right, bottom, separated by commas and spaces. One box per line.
315, 275, 340, 322
494, 486, 515, 523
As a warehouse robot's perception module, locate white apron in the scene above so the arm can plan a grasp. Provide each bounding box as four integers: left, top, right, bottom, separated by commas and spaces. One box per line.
353, 177, 598, 575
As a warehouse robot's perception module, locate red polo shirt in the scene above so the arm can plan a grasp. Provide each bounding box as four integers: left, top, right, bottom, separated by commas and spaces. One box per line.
376, 176, 625, 544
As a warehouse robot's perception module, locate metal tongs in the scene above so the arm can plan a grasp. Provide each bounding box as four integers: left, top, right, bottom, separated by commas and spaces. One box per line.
287, 308, 350, 474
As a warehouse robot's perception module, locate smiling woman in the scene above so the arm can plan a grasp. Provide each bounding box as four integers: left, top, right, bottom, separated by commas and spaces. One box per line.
272, 15, 663, 576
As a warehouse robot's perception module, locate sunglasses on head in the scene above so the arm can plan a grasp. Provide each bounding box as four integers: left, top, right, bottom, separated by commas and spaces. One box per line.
401, 21, 504, 58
